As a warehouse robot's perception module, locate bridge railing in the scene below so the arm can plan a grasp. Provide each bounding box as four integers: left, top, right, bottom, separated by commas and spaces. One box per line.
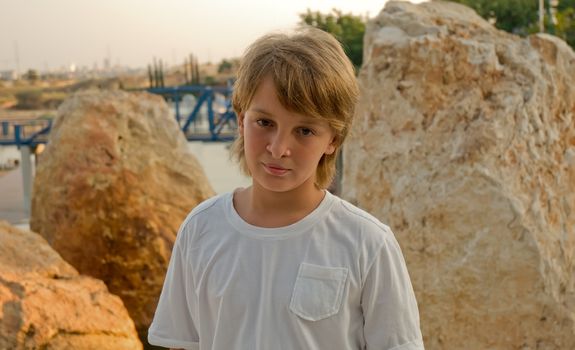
0, 84, 238, 147
0, 118, 52, 147
147, 85, 238, 142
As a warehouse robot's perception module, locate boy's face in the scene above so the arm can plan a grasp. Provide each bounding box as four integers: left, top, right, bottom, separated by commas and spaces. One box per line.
239, 75, 336, 194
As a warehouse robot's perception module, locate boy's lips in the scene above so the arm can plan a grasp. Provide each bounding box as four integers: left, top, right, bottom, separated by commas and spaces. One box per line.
262, 162, 290, 176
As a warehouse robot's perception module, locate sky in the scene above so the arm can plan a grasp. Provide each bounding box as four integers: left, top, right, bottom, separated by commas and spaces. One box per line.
0, 0, 425, 72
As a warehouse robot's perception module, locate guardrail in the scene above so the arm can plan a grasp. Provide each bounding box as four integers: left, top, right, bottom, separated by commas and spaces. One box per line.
147, 85, 237, 142
0, 118, 52, 147
0, 84, 239, 147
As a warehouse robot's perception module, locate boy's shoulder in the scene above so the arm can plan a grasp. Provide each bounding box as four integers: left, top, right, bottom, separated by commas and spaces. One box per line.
189, 192, 228, 218
176, 192, 230, 236
329, 193, 395, 243
330, 193, 390, 229
327, 194, 403, 272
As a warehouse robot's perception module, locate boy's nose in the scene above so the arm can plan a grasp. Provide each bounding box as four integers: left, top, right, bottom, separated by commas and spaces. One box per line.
266, 132, 292, 159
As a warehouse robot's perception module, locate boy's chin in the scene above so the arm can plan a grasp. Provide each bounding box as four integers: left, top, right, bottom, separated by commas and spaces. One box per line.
252, 176, 318, 194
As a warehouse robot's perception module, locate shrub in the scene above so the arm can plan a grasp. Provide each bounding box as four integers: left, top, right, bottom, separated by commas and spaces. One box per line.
15, 90, 43, 109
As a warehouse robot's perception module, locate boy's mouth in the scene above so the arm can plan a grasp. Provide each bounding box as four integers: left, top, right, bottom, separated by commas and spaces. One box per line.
262, 163, 290, 176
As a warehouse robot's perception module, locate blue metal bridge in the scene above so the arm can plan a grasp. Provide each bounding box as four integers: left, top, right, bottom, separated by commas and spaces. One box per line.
0, 85, 239, 215
149, 85, 237, 142
0, 84, 238, 147
0, 118, 52, 147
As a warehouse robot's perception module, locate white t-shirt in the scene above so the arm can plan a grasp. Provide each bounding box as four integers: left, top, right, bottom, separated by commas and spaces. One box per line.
148, 190, 424, 350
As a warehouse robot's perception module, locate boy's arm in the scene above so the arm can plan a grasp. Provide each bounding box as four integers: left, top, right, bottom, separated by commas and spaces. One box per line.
361, 234, 424, 350
147, 233, 200, 349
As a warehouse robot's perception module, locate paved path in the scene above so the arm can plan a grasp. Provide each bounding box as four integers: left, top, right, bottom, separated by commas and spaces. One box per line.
0, 168, 28, 225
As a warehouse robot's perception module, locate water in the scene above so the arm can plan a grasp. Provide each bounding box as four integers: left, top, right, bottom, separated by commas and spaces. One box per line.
187, 141, 251, 193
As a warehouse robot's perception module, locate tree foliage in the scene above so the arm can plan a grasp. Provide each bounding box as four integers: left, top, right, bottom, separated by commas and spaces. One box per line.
557, 0, 575, 12
299, 9, 367, 69
555, 1, 575, 48
25, 69, 39, 83
218, 59, 233, 74
450, 0, 538, 34
15, 90, 43, 109
448, 0, 575, 48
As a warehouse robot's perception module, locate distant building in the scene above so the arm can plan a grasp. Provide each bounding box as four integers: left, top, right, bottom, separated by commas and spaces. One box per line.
0, 70, 18, 81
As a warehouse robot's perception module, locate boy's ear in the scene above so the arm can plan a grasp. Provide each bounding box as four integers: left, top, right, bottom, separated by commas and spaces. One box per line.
325, 136, 338, 155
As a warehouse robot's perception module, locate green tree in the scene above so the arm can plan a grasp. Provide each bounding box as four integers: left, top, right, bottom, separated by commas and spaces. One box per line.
555, 1, 575, 48
218, 59, 233, 74
15, 90, 42, 109
299, 9, 367, 69
448, 0, 538, 35
25, 69, 39, 83
557, 0, 575, 12
447, 0, 575, 48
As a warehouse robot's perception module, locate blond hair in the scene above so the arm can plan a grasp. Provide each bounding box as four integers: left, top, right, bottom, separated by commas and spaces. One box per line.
231, 27, 359, 188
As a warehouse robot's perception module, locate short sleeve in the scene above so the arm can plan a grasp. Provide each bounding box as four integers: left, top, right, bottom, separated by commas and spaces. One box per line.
148, 228, 200, 350
361, 233, 424, 350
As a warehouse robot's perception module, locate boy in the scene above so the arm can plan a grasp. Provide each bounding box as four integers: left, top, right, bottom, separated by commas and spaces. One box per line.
148, 27, 424, 350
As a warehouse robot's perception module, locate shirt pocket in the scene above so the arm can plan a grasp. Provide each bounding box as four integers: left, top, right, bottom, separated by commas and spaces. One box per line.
289, 262, 349, 321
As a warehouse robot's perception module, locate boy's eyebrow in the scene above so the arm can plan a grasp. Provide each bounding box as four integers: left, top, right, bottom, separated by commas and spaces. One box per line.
248, 107, 272, 115
249, 107, 324, 125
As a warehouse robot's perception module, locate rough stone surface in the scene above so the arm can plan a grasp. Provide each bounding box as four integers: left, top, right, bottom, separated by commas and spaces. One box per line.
343, 1, 575, 349
30, 90, 215, 335
0, 221, 142, 349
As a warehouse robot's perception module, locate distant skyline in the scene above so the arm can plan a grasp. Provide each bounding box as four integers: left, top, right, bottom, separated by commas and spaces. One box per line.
0, 0, 425, 72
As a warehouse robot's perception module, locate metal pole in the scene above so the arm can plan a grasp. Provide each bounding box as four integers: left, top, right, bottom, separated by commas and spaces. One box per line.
13, 41, 20, 79
207, 88, 215, 140
175, 90, 181, 125
20, 145, 32, 215
1, 121, 8, 136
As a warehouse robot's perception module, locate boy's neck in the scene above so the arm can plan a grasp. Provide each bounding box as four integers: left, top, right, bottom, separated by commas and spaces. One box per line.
234, 183, 326, 228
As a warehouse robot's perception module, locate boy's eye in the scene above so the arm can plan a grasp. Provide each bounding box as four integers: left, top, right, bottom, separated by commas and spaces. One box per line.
298, 127, 315, 136
256, 119, 272, 127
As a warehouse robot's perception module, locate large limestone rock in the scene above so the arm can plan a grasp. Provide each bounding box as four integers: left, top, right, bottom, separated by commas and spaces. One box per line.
0, 221, 142, 349
343, 1, 575, 349
30, 90, 215, 336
